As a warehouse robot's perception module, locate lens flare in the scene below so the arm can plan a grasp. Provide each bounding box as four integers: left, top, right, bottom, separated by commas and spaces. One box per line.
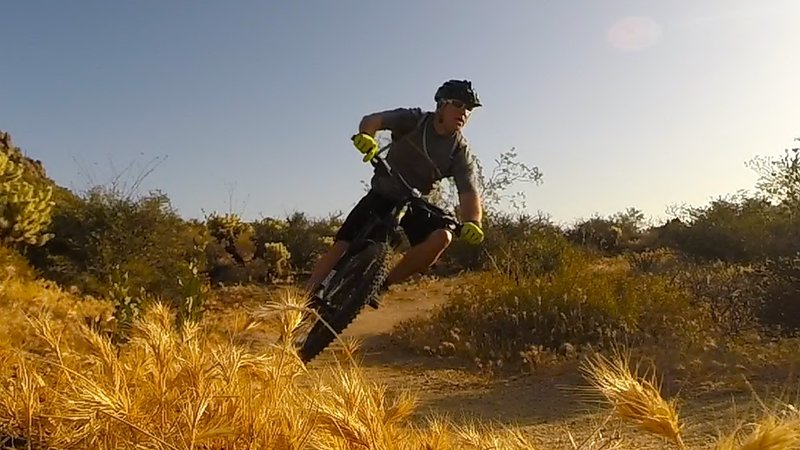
608, 16, 663, 51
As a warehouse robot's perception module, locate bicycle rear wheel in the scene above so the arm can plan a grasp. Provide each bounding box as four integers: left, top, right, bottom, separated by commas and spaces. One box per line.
298, 241, 391, 363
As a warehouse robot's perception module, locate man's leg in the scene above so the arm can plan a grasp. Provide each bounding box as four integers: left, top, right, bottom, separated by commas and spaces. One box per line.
385, 229, 453, 286
303, 190, 387, 296
304, 240, 348, 295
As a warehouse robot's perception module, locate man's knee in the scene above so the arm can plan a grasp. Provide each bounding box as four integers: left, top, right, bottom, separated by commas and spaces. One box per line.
427, 229, 453, 250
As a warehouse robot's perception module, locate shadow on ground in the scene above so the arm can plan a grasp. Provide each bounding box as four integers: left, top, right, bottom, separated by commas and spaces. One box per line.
345, 331, 599, 427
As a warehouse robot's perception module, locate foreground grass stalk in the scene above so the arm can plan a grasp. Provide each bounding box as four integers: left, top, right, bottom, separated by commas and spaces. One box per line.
580, 349, 686, 449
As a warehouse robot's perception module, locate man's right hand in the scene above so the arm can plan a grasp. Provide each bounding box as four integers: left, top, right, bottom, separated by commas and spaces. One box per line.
352, 133, 379, 162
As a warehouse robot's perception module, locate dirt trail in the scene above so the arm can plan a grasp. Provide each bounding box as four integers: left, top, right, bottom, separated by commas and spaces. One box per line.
308, 277, 766, 449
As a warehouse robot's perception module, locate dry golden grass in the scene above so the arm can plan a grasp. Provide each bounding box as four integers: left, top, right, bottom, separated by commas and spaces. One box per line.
579, 348, 686, 449
716, 415, 800, 450
714, 397, 800, 450
0, 273, 115, 353
0, 274, 542, 449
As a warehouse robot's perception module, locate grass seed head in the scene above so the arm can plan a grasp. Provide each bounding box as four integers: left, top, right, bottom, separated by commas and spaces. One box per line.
580, 349, 684, 447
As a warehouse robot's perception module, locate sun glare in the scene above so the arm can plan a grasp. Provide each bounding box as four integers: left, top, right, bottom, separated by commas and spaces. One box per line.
608, 16, 663, 51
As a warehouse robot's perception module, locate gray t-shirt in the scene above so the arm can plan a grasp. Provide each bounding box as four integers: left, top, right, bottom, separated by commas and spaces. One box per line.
370, 107, 479, 202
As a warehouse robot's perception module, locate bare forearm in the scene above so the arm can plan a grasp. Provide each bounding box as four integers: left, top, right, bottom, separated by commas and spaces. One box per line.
358, 113, 383, 135
458, 191, 483, 224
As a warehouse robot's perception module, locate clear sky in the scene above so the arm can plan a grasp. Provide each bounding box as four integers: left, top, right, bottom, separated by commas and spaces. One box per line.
2, 1, 799, 226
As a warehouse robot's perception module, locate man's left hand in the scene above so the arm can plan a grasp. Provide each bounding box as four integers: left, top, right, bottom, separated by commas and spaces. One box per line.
459, 221, 484, 245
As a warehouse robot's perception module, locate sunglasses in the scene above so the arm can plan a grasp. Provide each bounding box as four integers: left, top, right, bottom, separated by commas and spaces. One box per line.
441, 99, 475, 111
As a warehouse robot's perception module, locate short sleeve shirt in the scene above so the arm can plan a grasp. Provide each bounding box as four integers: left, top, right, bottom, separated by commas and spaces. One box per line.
370, 107, 479, 201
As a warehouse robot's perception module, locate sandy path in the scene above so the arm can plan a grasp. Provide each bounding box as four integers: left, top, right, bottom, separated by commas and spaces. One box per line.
304, 276, 759, 449
304, 280, 750, 449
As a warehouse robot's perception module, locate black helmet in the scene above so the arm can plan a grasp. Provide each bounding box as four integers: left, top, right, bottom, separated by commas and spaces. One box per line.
434, 79, 482, 108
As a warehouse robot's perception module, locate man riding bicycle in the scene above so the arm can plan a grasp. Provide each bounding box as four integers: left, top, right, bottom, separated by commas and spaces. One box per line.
305, 79, 486, 306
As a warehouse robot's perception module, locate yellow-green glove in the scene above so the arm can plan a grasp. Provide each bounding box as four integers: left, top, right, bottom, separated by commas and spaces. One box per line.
459, 221, 484, 245
352, 133, 379, 162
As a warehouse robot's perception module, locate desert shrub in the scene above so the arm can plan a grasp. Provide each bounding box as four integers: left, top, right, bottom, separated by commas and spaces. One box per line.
626, 249, 770, 336
0, 243, 37, 282
635, 218, 687, 252
227, 211, 341, 276
669, 261, 765, 336
756, 254, 800, 332
272, 212, 342, 271
442, 212, 571, 277
251, 217, 286, 244
566, 208, 647, 254
566, 216, 622, 253
626, 249, 800, 336
26, 186, 208, 324
748, 139, 800, 208
658, 140, 800, 263
395, 255, 701, 372
665, 194, 799, 262
624, 248, 684, 274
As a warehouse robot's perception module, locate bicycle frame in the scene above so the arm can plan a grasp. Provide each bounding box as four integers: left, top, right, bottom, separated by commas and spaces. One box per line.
314, 145, 461, 299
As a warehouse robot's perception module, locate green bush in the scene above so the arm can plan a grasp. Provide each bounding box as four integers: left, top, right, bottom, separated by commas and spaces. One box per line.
27, 187, 208, 324
276, 211, 339, 272
655, 141, 800, 263
756, 254, 800, 332
396, 254, 700, 372
566, 208, 646, 254
669, 260, 764, 336
442, 212, 572, 277
626, 248, 800, 336
665, 195, 799, 262
624, 248, 683, 274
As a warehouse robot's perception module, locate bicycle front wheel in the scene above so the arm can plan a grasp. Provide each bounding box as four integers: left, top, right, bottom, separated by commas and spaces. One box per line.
298, 241, 391, 363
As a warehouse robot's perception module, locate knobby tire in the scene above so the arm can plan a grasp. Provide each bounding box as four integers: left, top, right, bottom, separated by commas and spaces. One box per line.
298, 241, 391, 363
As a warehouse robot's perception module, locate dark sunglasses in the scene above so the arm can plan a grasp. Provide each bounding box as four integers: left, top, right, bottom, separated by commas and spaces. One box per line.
442, 99, 474, 111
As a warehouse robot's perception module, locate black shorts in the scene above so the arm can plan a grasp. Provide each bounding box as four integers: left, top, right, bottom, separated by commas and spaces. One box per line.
334, 190, 449, 246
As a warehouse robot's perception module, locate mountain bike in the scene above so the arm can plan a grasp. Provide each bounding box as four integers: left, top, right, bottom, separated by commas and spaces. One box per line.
297, 149, 462, 363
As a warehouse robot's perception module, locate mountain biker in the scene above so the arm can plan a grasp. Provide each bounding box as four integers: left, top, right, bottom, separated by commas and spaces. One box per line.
305, 79, 486, 307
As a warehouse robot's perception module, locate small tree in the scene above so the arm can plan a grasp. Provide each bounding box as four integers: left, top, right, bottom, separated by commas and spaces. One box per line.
429, 147, 543, 215
746, 138, 800, 207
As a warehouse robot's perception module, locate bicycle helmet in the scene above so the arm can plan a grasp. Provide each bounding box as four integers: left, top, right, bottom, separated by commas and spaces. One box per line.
434, 79, 482, 108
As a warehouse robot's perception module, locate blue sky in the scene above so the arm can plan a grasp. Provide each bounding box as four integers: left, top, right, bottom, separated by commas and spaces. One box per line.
2, 1, 799, 226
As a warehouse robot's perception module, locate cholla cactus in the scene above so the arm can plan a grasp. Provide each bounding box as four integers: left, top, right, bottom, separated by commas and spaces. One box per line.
206, 212, 252, 243
206, 212, 255, 264
0, 151, 55, 246
253, 217, 287, 243
263, 241, 291, 279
